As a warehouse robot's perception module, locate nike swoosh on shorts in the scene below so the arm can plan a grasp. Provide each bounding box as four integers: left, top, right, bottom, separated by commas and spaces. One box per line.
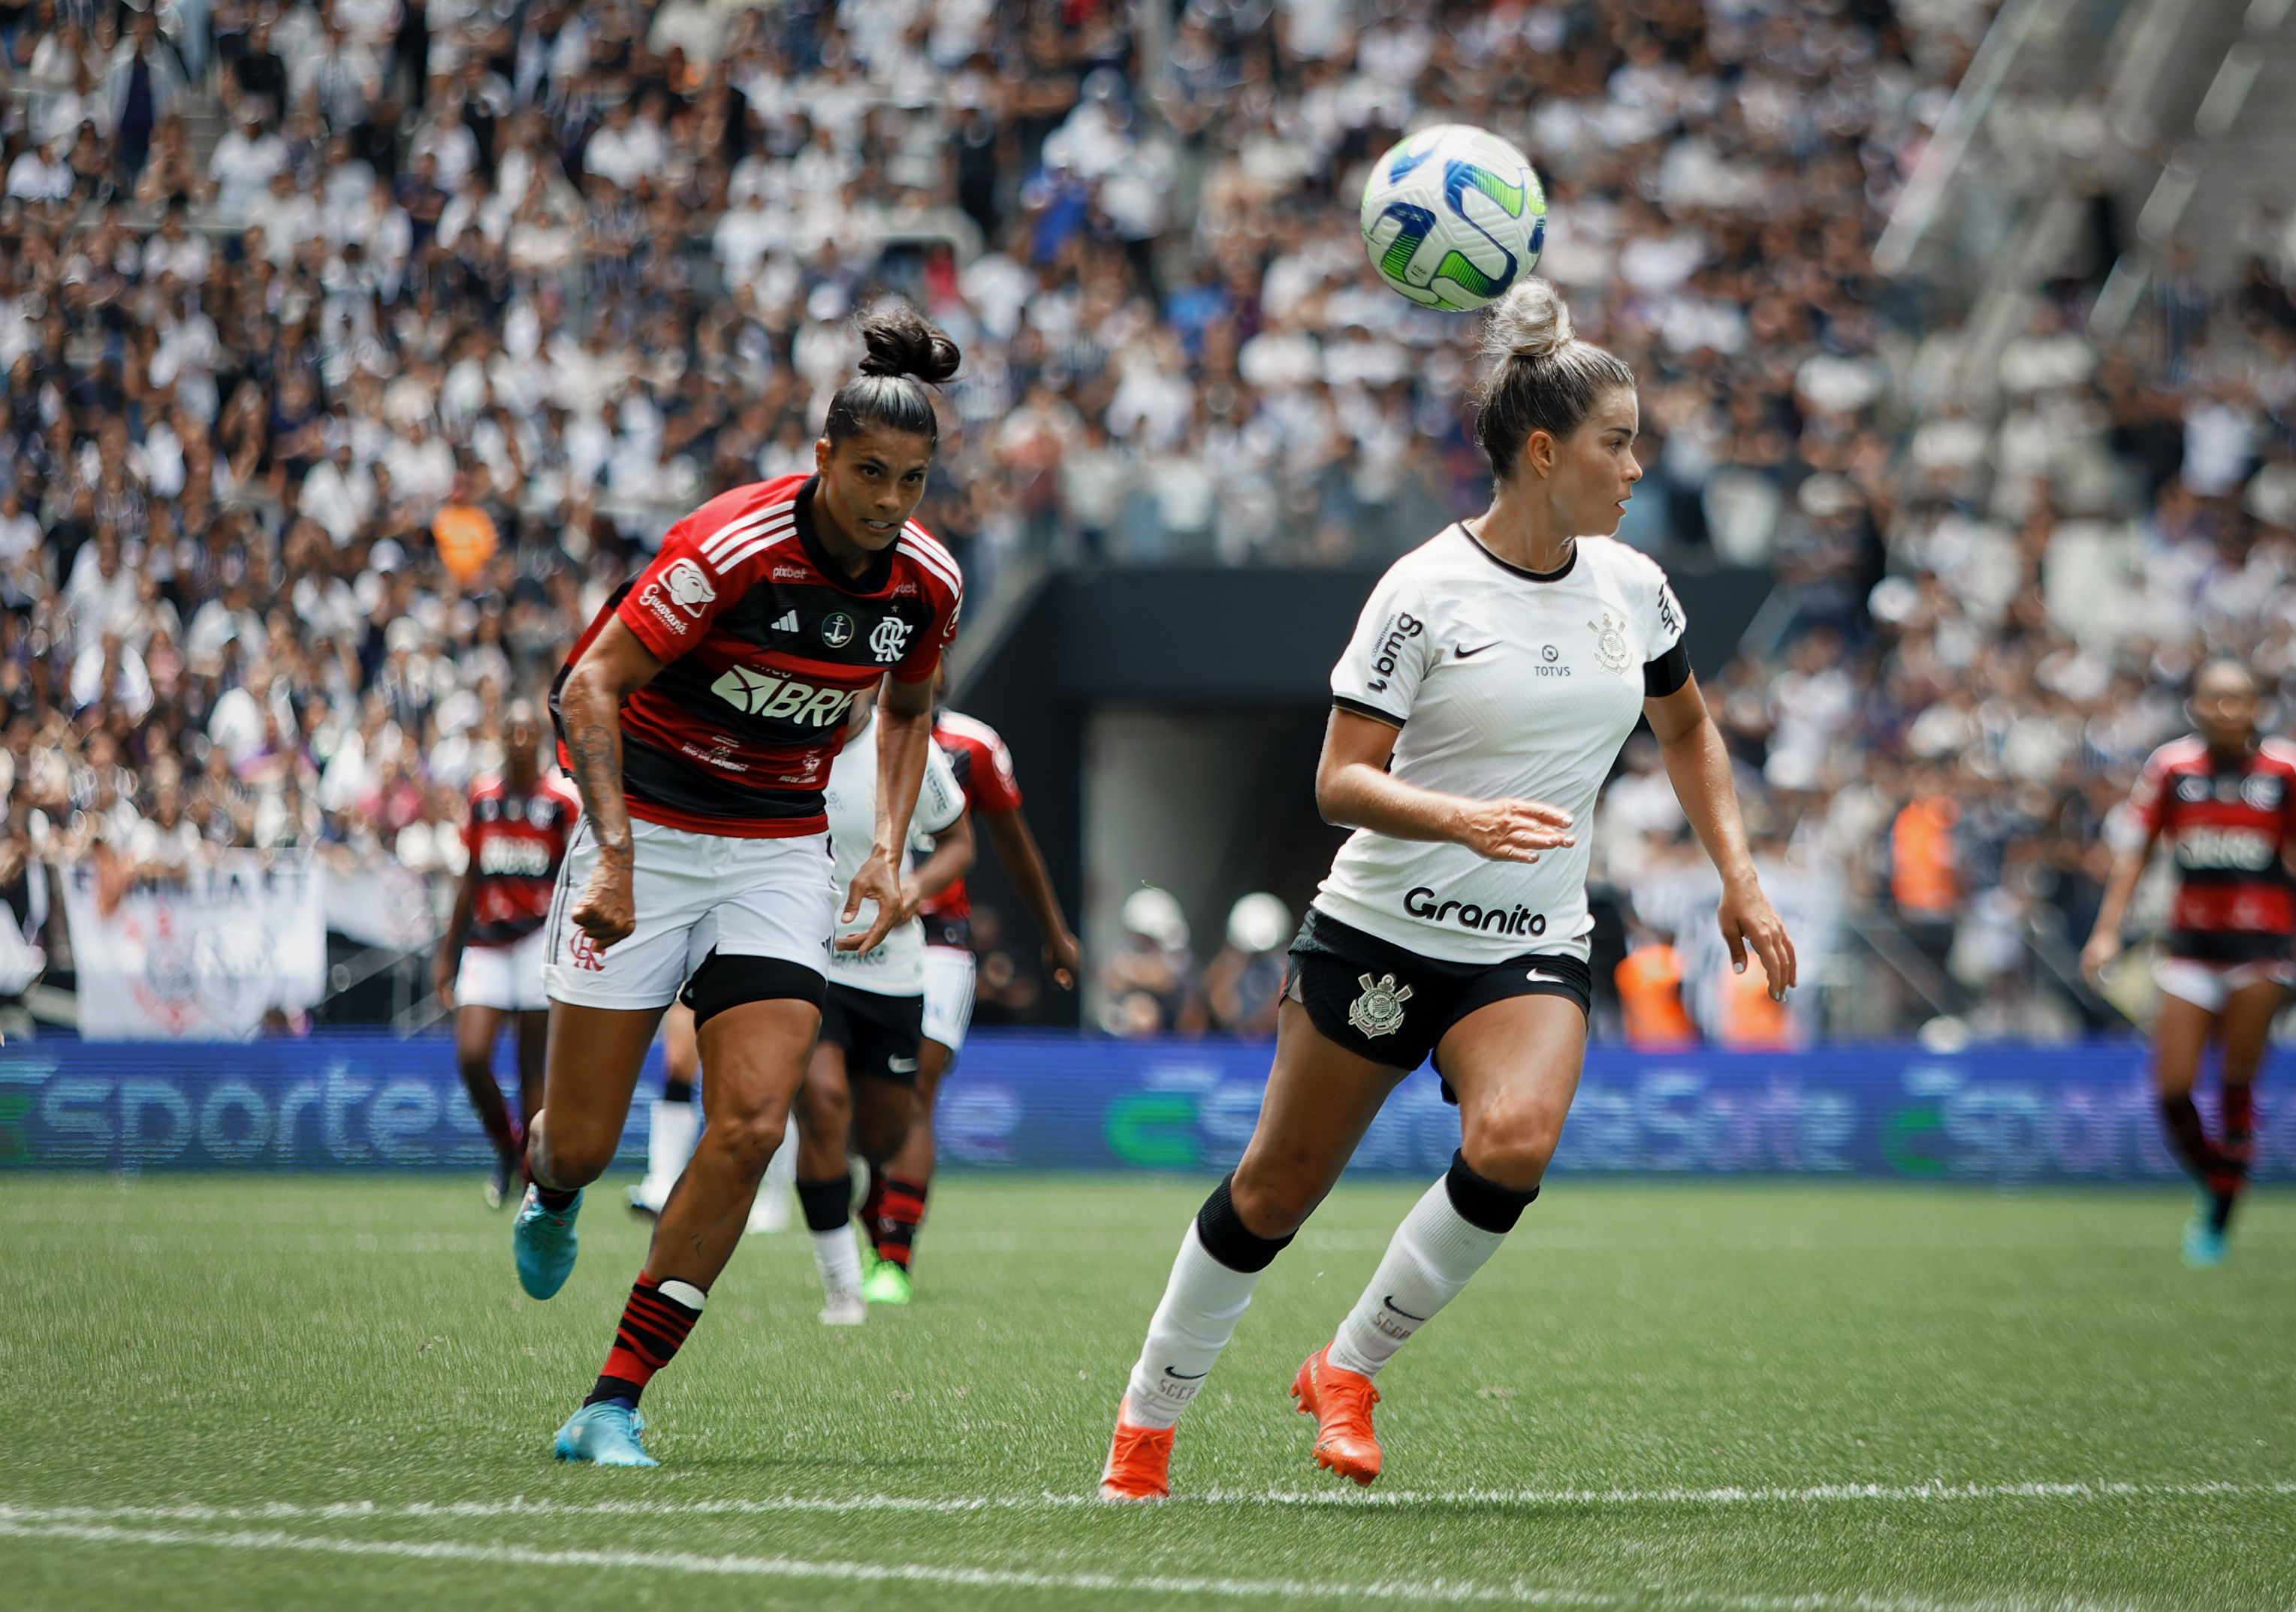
1525, 970, 1564, 984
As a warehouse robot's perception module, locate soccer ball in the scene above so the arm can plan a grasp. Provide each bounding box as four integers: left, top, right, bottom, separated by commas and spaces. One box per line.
1358, 124, 1546, 312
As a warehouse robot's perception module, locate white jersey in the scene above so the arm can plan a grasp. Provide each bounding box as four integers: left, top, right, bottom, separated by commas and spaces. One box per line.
1317, 525, 1687, 963
823, 712, 966, 995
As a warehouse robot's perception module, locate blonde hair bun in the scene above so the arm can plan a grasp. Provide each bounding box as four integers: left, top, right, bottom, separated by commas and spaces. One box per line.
1482, 278, 1573, 361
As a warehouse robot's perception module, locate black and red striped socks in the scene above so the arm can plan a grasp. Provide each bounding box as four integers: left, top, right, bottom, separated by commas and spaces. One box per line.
870, 1176, 930, 1271
2160, 1090, 2255, 1233
584, 1275, 706, 1408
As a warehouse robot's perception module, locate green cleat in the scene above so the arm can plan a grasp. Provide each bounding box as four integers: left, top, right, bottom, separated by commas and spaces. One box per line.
554, 1401, 657, 1467
2182, 1194, 2228, 1269
861, 1257, 913, 1305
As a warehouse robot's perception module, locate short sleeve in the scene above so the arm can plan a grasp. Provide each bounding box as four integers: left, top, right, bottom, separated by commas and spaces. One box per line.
2121, 750, 2172, 843
615, 521, 732, 664
1330, 566, 1433, 726
1646, 569, 1686, 660
892, 539, 964, 685
968, 731, 1024, 814
912, 742, 966, 837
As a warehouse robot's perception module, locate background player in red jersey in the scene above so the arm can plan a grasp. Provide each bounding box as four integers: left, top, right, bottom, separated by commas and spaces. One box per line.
515, 309, 967, 1469
432, 702, 581, 1207
2084, 658, 2295, 1266
858, 680, 1082, 1303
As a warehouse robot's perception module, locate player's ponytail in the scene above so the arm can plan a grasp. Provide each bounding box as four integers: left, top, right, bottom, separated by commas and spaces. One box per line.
1475, 277, 1636, 479
823, 303, 963, 448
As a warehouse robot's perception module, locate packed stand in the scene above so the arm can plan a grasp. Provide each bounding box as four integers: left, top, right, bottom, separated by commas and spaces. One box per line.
0, 0, 2037, 1034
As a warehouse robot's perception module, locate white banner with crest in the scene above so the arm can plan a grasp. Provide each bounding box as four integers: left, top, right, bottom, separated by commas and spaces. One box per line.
60, 853, 328, 1040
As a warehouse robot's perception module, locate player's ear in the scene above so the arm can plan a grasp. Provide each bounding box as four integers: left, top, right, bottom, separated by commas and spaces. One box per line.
814, 435, 834, 477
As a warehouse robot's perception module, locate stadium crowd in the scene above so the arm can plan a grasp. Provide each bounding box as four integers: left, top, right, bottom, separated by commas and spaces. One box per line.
1, 0, 2288, 1041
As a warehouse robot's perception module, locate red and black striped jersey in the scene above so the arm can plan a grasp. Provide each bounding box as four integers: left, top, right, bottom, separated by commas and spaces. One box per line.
553, 474, 963, 839
919, 709, 1024, 947
2126, 735, 2296, 959
460, 773, 584, 945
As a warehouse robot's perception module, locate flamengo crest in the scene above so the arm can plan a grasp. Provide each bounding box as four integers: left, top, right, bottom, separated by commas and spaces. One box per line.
1347, 972, 1413, 1037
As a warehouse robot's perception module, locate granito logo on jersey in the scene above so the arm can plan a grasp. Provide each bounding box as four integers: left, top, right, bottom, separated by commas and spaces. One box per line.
1347, 973, 1413, 1037
869, 617, 913, 663
1407, 886, 1548, 936
661, 557, 717, 616
2243, 774, 2285, 810
710, 666, 858, 726
478, 838, 553, 877
2176, 827, 2276, 871
1366, 611, 1423, 693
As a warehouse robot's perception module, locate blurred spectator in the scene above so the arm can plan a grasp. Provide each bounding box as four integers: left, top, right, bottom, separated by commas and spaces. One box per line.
1205, 892, 1290, 1037
1101, 886, 1205, 1037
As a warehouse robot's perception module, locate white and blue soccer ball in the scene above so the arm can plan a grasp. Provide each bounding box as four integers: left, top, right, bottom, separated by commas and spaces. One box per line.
1358, 124, 1546, 312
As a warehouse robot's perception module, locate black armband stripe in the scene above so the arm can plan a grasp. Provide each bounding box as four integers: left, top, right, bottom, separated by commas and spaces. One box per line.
1332, 696, 1406, 727
1643, 641, 1691, 699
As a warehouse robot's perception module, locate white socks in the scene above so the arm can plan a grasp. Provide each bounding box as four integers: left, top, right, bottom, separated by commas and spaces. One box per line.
1327, 1176, 1507, 1379
634, 1098, 700, 1213
1121, 1221, 1266, 1429
747, 1134, 795, 1234
810, 1221, 865, 1298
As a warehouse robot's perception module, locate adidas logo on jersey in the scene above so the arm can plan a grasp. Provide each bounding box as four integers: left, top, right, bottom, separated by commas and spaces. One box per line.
771, 609, 800, 633
711, 666, 858, 727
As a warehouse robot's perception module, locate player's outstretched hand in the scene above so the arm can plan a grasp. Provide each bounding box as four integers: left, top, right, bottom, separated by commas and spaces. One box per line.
1456, 797, 1575, 864
1718, 877, 1796, 1001
571, 850, 637, 952
838, 848, 913, 954
2079, 929, 2121, 983
1045, 927, 1082, 990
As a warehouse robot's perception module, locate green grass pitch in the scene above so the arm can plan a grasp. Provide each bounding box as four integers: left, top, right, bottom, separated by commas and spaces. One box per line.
2, 1174, 2291, 1610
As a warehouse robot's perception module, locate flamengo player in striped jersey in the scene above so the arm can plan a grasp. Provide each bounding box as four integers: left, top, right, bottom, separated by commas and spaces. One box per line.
1099, 280, 1797, 1500
858, 678, 1082, 1303
2083, 657, 2296, 1266
433, 701, 584, 1207
515, 307, 967, 1469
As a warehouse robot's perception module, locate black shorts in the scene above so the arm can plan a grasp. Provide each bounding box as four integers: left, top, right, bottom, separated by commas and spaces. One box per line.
819, 983, 925, 1086
1287, 909, 1590, 1100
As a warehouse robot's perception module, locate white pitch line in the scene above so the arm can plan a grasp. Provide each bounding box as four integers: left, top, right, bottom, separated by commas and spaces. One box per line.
0, 1514, 2143, 1612
6, 1479, 2290, 1527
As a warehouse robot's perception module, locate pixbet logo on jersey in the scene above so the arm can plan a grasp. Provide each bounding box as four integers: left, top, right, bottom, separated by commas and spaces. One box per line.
710, 666, 859, 726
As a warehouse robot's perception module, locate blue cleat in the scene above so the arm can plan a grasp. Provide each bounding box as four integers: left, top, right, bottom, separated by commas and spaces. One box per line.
514, 1185, 583, 1298
2182, 1194, 2228, 1269
554, 1401, 657, 1467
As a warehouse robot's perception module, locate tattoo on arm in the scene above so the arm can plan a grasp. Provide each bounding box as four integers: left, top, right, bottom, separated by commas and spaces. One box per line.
567, 718, 632, 862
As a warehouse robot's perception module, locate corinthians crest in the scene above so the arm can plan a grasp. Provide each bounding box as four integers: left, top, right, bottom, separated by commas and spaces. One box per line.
1347, 972, 1413, 1037
1588, 610, 1632, 676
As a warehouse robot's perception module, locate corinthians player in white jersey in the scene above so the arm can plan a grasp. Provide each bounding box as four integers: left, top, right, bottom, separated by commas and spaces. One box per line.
1099, 278, 1797, 1500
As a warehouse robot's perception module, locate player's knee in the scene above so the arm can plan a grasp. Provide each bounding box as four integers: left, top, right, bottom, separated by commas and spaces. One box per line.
536, 1125, 616, 1188
1460, 1104, 1562, 1192
1228, 1166, 1320, 1239
704, 1109, 789, 1179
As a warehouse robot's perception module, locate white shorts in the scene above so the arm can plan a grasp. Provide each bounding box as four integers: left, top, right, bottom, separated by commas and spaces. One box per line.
2153, 954, 2296, 1013
921, 943, 976, 1054
542, 817, 836, 1011
455, 926, 551, 1012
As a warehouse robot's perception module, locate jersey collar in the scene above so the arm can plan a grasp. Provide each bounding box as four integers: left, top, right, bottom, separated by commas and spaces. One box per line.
794, 474, 897, 596
1455, 521, 1576, 583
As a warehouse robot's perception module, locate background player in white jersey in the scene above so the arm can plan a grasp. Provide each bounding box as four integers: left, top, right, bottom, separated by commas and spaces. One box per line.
1100, 280, 1797, 1500
793, 693, 971, 1322
432, 702, 581, 1207
858, 678, 1082, 1304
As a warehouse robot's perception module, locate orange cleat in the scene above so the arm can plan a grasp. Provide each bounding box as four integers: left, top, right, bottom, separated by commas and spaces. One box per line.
1098, 1406, 1175, 1502
1292, 1345, 1381, 1485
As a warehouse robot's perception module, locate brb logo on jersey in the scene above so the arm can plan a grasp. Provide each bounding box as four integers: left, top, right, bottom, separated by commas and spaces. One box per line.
869, 617, 913, 663
711, 666, 858, 727
477, 838, 553, 877
1366, 611, 1423, 693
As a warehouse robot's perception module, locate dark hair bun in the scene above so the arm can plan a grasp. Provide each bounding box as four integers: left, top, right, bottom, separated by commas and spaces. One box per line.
855, 305, 962, 385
